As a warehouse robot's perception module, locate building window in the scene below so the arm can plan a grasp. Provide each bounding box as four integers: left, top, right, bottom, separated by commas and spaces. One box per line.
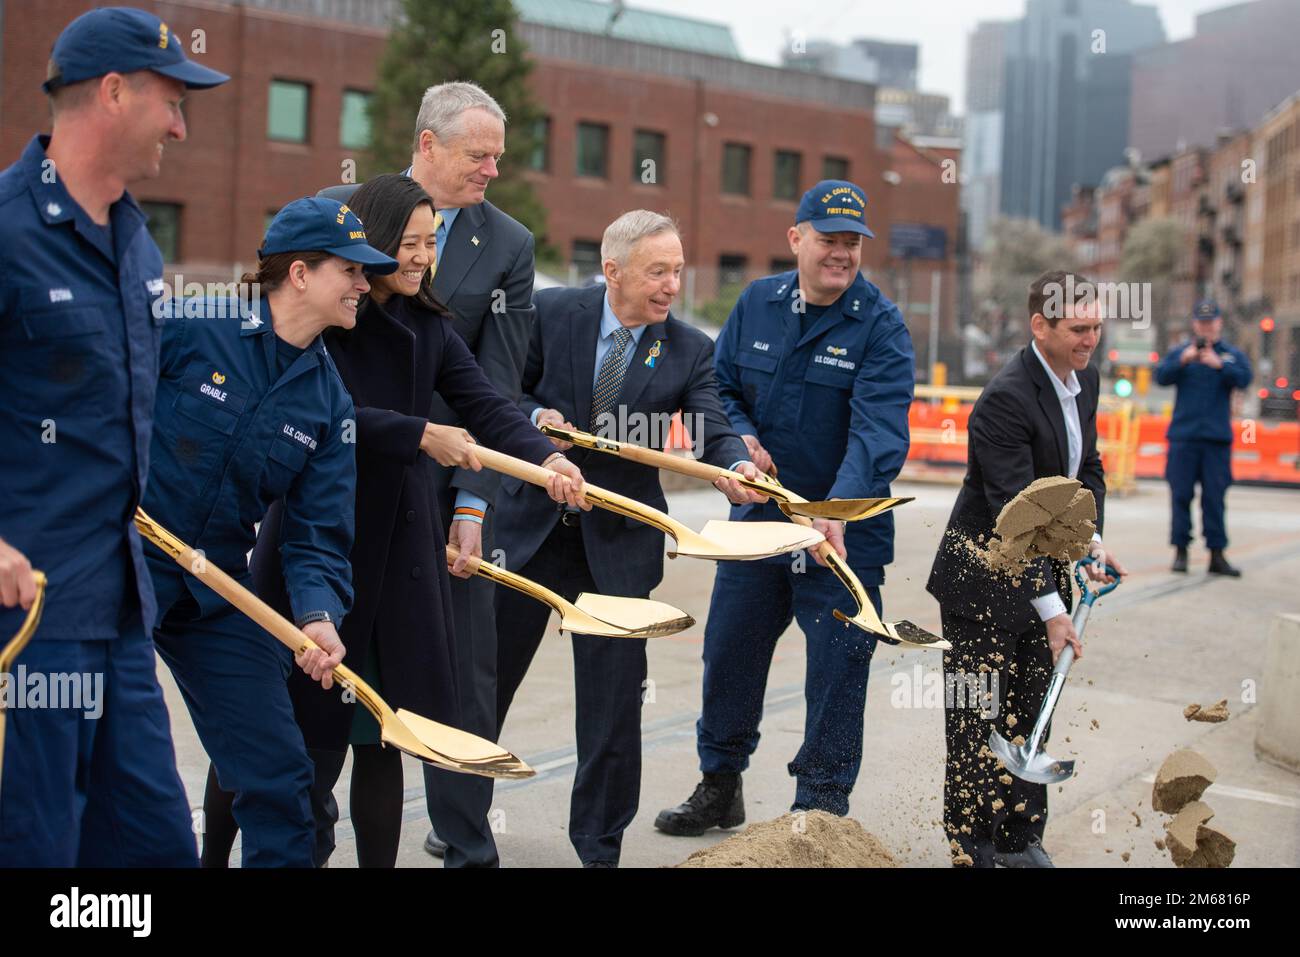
339, 90, 371, 149
773, 150, 802, 201
576, 122, 610, 178
527, 117, 550, 172
722, 143, 752, 196
633, 129, 666, 186
572, 240, 603, 281
770, 258, 796, 274
823, 156, 850, 181
141, 202, 181, 262
268, 80, 310, 143
719, 254, 748, 288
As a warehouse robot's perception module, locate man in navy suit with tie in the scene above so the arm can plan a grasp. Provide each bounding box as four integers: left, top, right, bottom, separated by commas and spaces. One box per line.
493, 211, 768, 867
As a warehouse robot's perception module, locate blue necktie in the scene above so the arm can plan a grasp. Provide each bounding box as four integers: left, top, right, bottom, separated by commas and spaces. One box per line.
590, 326, 634, 434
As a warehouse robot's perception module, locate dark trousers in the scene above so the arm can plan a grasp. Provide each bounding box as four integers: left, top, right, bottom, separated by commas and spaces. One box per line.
495, 519, 648, 866
1167, 439, 1232, 549
0, 621, 197, 867
696, 558, 880, 815
154, 596, 315, 867
422, 518, 500, 868
940, 609, 1052, 865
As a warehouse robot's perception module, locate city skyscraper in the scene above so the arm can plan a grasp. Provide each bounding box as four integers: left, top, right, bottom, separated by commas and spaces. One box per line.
1000, 0, 1165, 230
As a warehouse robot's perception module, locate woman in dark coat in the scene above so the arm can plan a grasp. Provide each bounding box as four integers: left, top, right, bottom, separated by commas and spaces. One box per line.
206, 175, 586, 867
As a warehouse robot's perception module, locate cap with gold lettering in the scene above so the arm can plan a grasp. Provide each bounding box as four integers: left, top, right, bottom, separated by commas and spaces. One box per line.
260, 198, 399, 274
43, 7, 229, 93
796, 179, 875, 238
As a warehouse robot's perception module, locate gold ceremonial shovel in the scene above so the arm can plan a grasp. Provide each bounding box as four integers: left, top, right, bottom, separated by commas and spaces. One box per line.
133, 509, 532, 779
0, 571, 48, 795
473, 446, 825, 561
783, 510, 949, 651
539, 425, 911, 522
445, 545, 693, 638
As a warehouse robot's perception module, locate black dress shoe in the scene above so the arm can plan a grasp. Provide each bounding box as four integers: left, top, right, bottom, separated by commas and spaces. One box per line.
994, 837, 1054, 868
423, 829, 447, 859
582, 860, 617, 868
654, 772, 745, 837
1208, 549, 1241, 577
1171, 546, 1188, 573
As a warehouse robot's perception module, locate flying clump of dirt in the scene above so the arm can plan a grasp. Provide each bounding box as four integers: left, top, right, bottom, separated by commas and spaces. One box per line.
1151, 750, 1235, 868
1184, 700, 1230, 723
676, 812, 898, 868
969, 477, 1097, 582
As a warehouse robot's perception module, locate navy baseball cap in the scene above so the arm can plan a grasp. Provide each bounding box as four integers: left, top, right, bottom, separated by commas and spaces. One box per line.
260, 198, 399, 274
43, 7, 229, 93
796, 179, 876, 238
1192, 299, 1222, 320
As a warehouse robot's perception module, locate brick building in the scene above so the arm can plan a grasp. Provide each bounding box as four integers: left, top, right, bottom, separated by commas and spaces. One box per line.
3, 0, 961, 335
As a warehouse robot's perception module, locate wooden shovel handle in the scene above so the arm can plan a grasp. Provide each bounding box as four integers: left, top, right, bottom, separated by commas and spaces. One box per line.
473, 446, 556, 487
444, 543, 482, 575
612, 442, 726, 482
472, 446, 683, 538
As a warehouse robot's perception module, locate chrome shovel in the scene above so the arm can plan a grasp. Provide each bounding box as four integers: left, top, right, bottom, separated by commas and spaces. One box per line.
989, 556, 1120, 784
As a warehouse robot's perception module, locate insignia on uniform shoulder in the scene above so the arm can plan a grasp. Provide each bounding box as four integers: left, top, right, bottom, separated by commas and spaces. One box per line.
212, 372, 226, 385
644, 340, 663, 368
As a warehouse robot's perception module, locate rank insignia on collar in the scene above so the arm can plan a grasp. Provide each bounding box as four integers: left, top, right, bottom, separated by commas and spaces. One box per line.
644, 339, 663, 367
852, 299, 860, 311
46, 202, 62, 217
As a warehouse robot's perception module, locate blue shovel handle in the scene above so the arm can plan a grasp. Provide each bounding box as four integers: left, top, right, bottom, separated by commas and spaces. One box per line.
1074, 555, 1121, 605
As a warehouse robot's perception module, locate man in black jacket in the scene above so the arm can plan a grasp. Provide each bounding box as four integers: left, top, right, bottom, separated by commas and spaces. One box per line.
324, 81, 535, 867
926, 270, 1126, 868
494, 210, 768, 867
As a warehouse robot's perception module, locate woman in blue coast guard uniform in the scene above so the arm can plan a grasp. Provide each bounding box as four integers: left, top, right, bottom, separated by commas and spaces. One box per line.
142, 197, 397, 867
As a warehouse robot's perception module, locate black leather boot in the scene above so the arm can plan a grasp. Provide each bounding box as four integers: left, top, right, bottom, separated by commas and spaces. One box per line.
1208, 549, 1241, 577
654, 772, 745, 836
1171, 546, 1188, 573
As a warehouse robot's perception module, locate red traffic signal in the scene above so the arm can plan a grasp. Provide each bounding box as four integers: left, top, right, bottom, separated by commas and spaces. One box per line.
1260, 316, 1275, 333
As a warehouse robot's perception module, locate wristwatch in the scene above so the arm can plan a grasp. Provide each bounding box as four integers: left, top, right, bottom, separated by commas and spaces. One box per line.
296, 610, 333, 628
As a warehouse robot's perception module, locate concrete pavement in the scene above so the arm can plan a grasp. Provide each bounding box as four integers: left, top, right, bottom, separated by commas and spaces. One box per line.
159, 478, 1300, 867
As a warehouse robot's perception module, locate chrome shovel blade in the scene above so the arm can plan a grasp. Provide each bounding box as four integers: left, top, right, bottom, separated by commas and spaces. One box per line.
988, 730, 1074, 785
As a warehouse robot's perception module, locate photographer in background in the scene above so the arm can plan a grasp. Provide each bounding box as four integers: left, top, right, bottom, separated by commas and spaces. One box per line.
1155, 299, 1253, 576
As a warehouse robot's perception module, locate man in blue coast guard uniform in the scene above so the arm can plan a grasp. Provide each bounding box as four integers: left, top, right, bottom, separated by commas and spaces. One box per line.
1155, 299, 1253, 576
656, 180, 916, 834
0, 7, 227, 866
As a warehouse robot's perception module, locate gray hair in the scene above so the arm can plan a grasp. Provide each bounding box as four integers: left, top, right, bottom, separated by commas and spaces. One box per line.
412, 82, 507, 152
601, 210, 679, 265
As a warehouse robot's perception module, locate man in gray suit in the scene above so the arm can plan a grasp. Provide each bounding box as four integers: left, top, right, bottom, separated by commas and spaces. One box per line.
322, 81, 535, 868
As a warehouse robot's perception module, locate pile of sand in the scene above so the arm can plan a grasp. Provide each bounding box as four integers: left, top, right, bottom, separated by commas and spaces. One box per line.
1151, 750, 1235, 868
676, 812, 898, 868
1184, 699, 1230, 723
973, 477, 1097, 581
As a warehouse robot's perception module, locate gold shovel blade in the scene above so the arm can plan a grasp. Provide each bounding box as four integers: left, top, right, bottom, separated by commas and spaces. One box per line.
777, 496, 914, 522
669, 520, 825, 561
391, 708, 533, 779
569, 594, 695, 638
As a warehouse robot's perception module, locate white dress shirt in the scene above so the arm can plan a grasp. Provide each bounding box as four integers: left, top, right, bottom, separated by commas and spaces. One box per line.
1027, 342, 1101, 623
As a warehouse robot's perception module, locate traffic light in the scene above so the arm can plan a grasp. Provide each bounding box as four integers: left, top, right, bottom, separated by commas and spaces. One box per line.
1260, 316, 1275, 356
1114, 377, 1133, 398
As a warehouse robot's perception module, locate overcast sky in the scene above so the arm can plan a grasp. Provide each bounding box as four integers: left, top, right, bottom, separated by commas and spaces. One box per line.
628, 0, 1239, 112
